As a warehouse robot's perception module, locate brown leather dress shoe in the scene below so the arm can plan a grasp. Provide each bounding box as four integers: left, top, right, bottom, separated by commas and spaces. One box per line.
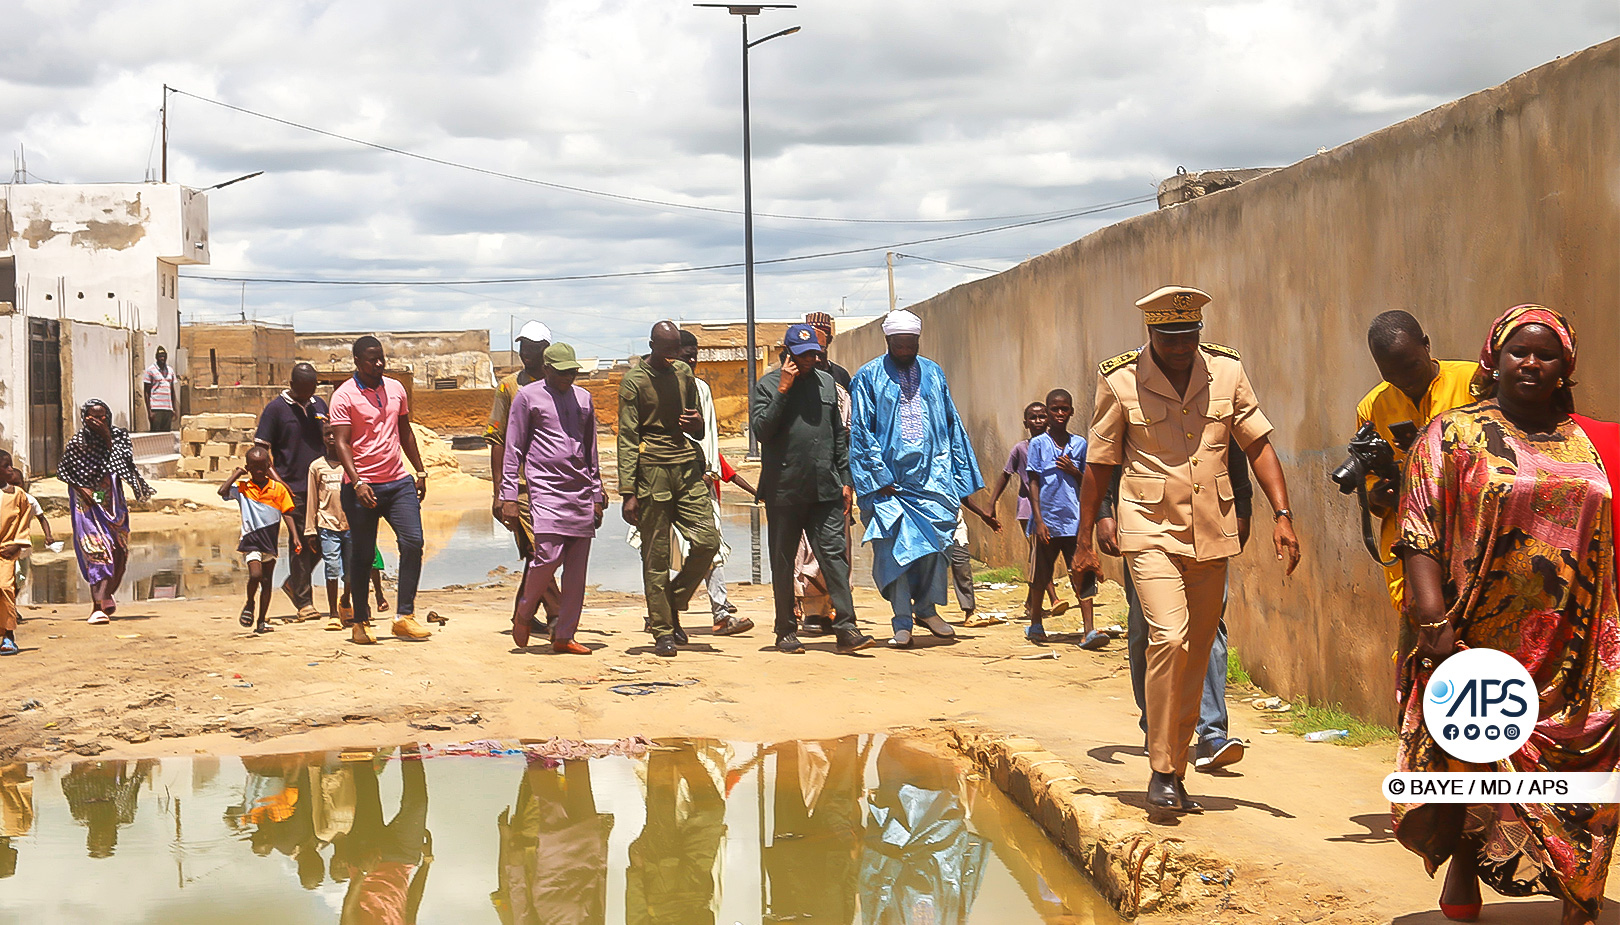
552, 640, 591, 655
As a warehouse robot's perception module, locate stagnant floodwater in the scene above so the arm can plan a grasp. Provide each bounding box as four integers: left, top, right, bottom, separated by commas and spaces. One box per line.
20, 502, 879, 607
0, 737, 1118, 924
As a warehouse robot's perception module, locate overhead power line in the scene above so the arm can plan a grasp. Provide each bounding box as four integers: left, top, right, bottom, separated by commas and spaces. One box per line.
184, 194, 1154, 286
169, 87, 1144, 226
893, 252, 1002, 273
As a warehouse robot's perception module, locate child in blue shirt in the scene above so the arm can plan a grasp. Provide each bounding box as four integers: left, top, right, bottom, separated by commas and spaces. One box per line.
1025, 389, 1104, 649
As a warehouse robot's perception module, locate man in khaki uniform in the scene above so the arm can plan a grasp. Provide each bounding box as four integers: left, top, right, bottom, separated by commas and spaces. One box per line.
1074, 286, 1301, 813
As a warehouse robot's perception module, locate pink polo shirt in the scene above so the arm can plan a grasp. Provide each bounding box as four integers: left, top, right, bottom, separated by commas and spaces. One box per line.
328, 375, 410, 485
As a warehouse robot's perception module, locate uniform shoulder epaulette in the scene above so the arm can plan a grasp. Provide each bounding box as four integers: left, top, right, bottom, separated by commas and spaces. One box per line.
1097, 349, 1140, 376
1200, 342, 1240, 360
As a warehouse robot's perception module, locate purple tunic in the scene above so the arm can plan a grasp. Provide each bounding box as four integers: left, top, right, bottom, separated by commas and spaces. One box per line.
499, 381, 606, 538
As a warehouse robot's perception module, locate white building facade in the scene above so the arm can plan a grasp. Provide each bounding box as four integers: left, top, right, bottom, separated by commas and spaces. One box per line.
0, 183, 208, 477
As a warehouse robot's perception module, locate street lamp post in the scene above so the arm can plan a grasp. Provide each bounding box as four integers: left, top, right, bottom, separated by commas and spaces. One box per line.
695, 4, 799, 458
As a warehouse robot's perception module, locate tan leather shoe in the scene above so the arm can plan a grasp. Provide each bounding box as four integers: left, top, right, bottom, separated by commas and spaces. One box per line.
350, 621, 377, 645
392, 617, 432, 641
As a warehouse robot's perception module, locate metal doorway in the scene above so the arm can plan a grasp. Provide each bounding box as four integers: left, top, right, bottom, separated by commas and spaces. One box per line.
27, 317, 62, 478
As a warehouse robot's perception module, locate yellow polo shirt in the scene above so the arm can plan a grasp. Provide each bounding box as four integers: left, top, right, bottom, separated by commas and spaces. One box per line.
1354, 359, 1478, 608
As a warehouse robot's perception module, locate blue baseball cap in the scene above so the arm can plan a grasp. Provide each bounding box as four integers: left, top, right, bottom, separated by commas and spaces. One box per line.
783, 323, 824, 356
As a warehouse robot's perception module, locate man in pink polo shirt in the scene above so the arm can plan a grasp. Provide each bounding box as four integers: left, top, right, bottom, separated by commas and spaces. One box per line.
329, 335, 433, 645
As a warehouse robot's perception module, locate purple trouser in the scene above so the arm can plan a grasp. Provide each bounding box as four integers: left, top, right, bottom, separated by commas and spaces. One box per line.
514, 533, 592, 641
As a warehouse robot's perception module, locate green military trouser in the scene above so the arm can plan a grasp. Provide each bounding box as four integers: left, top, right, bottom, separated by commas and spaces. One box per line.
636, 459, 722, 639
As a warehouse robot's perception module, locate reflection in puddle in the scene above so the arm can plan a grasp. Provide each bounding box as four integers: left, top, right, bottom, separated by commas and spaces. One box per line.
21, 502, 875, 605
0, 737, 1119, 923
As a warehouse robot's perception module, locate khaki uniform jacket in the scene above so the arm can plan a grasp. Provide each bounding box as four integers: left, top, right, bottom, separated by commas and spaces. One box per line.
1087, 343, 1273, 561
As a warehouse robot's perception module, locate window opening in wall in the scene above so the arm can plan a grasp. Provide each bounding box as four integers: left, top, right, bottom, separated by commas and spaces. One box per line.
209, 348, 218, 386
432, 378, 457, 390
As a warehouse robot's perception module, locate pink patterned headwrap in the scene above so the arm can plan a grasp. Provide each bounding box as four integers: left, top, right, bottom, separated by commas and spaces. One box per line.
1478, 304, 1577, 378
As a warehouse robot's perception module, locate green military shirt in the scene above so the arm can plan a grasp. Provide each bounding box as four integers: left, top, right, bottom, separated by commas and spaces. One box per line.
618, 357, 700, 494
751, 365, 850, 506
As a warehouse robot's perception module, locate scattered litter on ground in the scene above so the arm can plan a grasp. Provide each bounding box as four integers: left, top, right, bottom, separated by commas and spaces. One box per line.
306, 662, 319, 667
1303, 729, 1350, 742
1252, 697, 1292, 713
607, 665, 641, 674
115, 633, 141, 639
426, 611, 447, 625
962, 613, 1007, 628
232, 682, 253, 689
1020, 651, 1060, 660
1260, 728, 1278, 734
19, 699, 42, 711
611, 679, 699, 696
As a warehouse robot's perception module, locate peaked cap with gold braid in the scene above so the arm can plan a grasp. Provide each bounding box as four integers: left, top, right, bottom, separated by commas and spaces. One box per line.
1135, 285, 1210, 334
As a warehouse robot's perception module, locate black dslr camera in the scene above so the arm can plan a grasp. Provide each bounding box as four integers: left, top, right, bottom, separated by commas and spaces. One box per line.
1330, 421, 1418, 565
1331, 423, 1401, 494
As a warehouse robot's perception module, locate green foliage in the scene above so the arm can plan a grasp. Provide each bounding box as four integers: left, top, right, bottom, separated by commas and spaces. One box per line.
973, 565, 1025, 583
1283, 700, 1397, 748
1226, 646, 1254, 688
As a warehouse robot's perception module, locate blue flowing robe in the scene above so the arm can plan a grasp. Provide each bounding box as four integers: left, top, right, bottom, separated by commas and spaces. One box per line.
849, 355, 984, 596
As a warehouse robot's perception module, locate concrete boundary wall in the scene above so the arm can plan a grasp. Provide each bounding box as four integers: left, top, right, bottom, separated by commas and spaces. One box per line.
833, 40, 1620, 722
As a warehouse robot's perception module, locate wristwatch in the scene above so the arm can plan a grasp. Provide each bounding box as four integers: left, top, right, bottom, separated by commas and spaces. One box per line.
1273, 508, 1293, 521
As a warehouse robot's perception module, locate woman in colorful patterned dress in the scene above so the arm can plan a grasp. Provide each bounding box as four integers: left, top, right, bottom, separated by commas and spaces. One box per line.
58, 400, 156, 626
1394, 305, 1618, 924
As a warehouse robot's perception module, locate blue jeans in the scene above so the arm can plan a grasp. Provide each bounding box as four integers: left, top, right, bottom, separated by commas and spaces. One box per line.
1124, 568, 1229, 743
343, 478, 423, 622
317, 528, 349, 583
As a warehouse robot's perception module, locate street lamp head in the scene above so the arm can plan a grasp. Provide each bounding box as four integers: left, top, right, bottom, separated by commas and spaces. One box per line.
749, 25, 801, 46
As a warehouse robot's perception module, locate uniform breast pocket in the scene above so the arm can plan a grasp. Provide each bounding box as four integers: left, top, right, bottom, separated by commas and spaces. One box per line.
1126, 407, 1157, 452
1118, 474, 1166, 535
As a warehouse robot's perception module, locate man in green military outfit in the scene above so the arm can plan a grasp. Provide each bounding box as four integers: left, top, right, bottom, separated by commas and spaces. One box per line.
752, 324, 875, 655
620, 320, 722, 657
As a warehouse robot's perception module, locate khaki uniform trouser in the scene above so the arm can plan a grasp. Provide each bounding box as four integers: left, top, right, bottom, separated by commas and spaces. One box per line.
1127, 549, 1229, 776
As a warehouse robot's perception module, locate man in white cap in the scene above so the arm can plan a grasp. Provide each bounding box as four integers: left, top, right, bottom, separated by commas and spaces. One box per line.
1072, 286, 1300, 814
848, 309, 986, 648
487, 320, 561, 636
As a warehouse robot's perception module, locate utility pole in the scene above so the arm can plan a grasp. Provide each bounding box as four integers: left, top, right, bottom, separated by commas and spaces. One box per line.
161, 85, 169, 183
886, 251, 896, 312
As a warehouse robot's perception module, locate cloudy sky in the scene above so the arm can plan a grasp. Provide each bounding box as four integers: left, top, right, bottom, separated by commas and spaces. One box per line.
4, 0, 1614, 357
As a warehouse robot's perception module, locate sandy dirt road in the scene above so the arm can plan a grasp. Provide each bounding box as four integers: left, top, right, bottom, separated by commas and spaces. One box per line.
1, 474, 1613, 924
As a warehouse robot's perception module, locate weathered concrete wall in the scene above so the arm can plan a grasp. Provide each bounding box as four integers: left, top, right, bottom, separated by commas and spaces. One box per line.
61, 319, 135, 432
0, 183, 206, 343
413, 388, 497, 433
180, 323, 297, 387
187, 385, 287, 417
833, 40, 1620, 722
296, 331, 494, 389
0, 307, 24, 468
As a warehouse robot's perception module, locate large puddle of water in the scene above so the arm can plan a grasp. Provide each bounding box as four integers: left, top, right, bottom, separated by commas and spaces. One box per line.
0, 736, 1119, 924
21, 502, 878, 606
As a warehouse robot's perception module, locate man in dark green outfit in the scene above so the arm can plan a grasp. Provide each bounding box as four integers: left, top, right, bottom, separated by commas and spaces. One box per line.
620, 321, 721, 657
752, 324, 876, 654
